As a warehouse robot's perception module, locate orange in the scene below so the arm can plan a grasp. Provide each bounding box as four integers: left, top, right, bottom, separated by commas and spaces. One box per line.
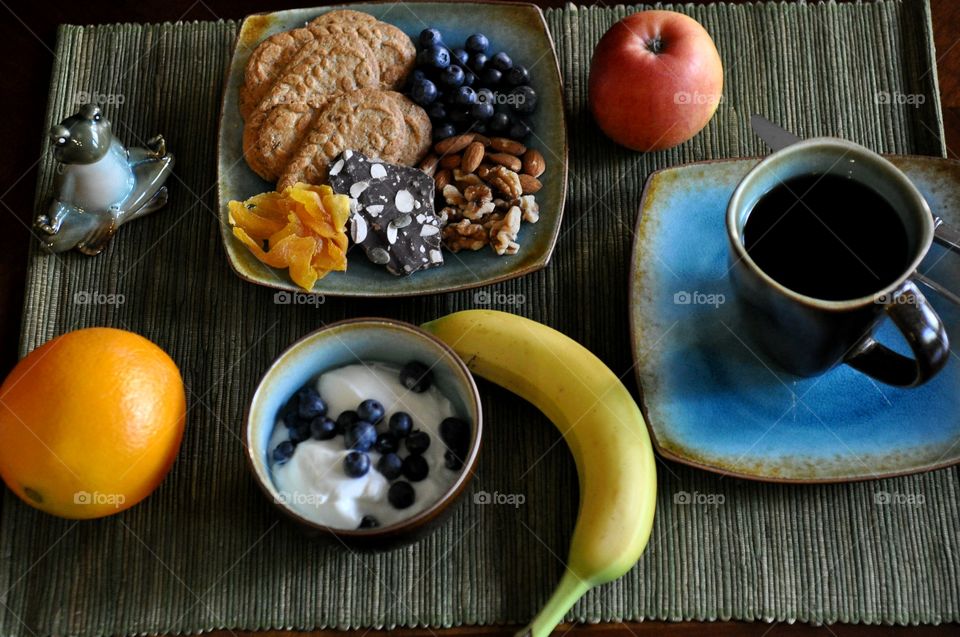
0, 328, 186, 519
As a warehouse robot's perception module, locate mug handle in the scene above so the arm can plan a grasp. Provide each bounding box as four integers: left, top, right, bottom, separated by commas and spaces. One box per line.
845, 280, 950, 387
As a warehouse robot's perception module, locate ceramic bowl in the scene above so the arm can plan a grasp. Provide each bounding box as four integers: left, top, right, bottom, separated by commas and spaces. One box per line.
245, 318, 483, 548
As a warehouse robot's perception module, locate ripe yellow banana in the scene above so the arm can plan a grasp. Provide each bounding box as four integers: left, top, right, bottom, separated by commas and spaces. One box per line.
421, 310, 657, 637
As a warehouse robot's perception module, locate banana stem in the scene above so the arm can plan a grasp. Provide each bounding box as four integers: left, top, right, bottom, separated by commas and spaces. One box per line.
514, 569, 591, 637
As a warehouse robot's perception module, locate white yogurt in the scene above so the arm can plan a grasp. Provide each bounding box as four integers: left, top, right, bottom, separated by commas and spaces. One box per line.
270, 363, 463, 529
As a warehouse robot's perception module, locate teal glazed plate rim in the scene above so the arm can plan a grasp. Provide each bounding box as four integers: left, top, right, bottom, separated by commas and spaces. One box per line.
216, 1, 568, 297
629, 155, 960, 484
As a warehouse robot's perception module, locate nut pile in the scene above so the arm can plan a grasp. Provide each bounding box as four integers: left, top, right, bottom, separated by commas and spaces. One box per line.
417, 133, 546, 255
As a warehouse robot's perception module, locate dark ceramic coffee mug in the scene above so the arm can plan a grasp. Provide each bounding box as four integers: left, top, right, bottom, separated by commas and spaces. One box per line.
726, 138, 950, 387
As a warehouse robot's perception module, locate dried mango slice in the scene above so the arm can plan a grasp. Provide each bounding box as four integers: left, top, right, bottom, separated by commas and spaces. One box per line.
228, 182, 351, 291
227, 201, 287, 240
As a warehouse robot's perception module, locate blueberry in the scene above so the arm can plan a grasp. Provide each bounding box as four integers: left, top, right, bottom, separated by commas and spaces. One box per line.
418, 44, 451, 71
402, 454, 430, 482
471, 121, 489, 135
388, 481, 416, 509
440, 417, 471, 453
439, 64, 465, 88
465, 33, 489, 54
406, 68, 427, 87
442, 89, 459, 105
335, 410, 359, 435
469, 52, 488, 72
289, 422, 310, 444
489, 111, 511, 133
509, 119, 532, 139
375, 431, 399, 454
376, 452, 403, 480
345, 420, 377, 451
410, 78, 438, 105
451, 111, 469, 127
357, 399, 385, 424
358, 515, 379, 529
405, 430, 431, 455
282, 408, 301, 429
475, 88, 494, 104
297, 387, 327, 419
433, 123, 457, 141
510, 86, 537, 114
428, 102, 447, 121
444, 449, 464, 471
343, 451, 370, 478
272, 440, 295, 463
505, 65, 530, 87
471, 102, 494, 120
419, 28, 443, 48
310, 416, 337, 440
480, 67, 502, 86
389, 412, 413, 438
454, 86, 477, 106
451, 47, 469, 66
490, 52, 513, 72
462, 71, 476, 87
400, 361, 433, 392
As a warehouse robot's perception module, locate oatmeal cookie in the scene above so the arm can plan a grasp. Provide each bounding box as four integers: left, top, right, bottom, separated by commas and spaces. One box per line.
254, 32, 380, 114
238, 27, 315, 120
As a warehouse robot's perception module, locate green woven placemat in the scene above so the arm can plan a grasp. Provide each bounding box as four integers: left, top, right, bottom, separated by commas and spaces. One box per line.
3, 2, 958, 635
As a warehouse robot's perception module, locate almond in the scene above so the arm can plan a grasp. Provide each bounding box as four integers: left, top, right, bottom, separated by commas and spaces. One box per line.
440, 154, 461, 169
418, 154, 439, 177
485, 152, 523, 172
519, 173, 542, 194
434, 134, 475, 155
472, 133, 491, 147
521, 149, 545, 178
461, 141, 485, 173
489, 137, 527, 155
435, 168, 452, 192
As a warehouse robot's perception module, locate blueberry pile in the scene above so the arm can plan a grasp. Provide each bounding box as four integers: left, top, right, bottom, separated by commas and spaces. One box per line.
407, 28, 538, 141
272, 363, 472, 531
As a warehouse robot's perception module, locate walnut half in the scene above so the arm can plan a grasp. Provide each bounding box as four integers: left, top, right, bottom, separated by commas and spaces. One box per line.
442, 219, 488, 252
486, 166, 523, 200
488, 205, 521, 255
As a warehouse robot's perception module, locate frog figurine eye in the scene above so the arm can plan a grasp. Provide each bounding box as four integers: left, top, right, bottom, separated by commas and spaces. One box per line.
79, 103, 100, 121
49, 124, 70, 147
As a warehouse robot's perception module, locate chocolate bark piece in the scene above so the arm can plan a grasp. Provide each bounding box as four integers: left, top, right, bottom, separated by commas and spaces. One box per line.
329, 150, 443, 276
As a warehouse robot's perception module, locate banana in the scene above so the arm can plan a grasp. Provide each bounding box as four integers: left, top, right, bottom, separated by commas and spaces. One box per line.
421, 310, 657, 637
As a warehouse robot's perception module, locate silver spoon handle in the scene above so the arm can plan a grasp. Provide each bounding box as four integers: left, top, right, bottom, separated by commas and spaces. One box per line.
915, 271, 960, 306
933, 216, 960, 253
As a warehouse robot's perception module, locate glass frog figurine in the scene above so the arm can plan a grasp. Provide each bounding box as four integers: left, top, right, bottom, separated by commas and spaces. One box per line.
34, 103, 174, 255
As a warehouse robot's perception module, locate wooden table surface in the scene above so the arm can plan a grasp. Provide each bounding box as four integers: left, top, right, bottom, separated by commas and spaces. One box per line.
1, 1, 958, 636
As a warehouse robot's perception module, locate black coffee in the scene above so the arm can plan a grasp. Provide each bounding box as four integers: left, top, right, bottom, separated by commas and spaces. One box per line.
742, 173, 910, 300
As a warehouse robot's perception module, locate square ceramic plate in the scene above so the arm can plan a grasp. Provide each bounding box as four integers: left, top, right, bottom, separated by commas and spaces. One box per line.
217, 1, 567, 297
629, 155, 960, 483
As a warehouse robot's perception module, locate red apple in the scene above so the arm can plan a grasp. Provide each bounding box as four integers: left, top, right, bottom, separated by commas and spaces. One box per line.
589, 10, 723, 151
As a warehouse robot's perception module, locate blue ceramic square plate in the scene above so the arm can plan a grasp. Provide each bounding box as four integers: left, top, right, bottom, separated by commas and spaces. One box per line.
630, 156, 960, 482
217, 2, 567, 297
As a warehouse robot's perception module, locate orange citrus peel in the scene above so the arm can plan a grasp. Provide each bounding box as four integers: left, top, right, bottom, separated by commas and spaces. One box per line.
228, 183, 350, 291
